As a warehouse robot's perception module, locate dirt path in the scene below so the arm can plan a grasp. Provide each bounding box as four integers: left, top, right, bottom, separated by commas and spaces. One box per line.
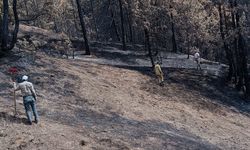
73, 44, 227, 78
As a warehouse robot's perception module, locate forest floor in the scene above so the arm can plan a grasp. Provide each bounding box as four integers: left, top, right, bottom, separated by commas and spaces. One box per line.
0, 45, 250, 150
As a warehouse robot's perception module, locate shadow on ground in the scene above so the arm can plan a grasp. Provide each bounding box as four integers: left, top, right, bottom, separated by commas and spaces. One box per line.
40, 106, 218, 150
91, 47, 146, 65
0, 112, 28, 125
112, 65, 250, 117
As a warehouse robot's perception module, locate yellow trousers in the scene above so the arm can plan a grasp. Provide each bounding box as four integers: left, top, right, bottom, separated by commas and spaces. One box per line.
154, 64, 164, 84
156, 74, 164, 83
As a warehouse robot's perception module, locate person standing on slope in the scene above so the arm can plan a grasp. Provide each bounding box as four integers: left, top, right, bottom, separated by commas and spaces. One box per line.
194, 51, 201, 70
14, 75, 39, 125
154, 62, 164, 86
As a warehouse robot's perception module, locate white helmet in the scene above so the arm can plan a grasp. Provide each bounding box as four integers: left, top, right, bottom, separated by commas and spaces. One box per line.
22, 75, 28, 81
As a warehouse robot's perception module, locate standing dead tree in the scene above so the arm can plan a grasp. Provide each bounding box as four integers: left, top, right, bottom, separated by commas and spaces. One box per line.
75, 0, 90, 55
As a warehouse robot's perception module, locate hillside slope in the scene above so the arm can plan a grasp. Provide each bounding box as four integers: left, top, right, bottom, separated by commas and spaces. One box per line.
0, 51, 250, 150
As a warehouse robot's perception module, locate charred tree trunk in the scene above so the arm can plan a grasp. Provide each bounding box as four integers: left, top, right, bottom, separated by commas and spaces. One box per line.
218, 2, 234, 81
170, 4, 177, 53
126, 9, 133, 43
75, 0, 90, 55
223, 4, 236, 81
90, 0, 99, 40
1, 0, 9, 50
144, 28, 154, 68
0, 0, 19, 53
235, 1, 249, 96
235, 6, 243, 90
110, 9, 120, 41
9, 0, 19, 50
126, 0, 133, 43
187, 35, 190, 59
238, 33, 249, 97
230, 0, 239, 84
226, 0, 249, 97
118, 0, 126, 50
71, 0, 81, 34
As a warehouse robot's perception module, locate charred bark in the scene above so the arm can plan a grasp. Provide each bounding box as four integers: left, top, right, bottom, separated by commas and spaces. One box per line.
75, 0, 90, 55
144, 28, 154, 68
118, 0, 126, 50
1, 0, 19, 52
170, 4, 177, 53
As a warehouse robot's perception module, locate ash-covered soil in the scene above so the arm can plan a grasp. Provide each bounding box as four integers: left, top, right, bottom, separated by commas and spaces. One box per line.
0, 51, 250, 150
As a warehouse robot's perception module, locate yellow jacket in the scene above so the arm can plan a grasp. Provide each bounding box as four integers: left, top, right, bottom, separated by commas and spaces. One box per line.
154, 64, 163, 76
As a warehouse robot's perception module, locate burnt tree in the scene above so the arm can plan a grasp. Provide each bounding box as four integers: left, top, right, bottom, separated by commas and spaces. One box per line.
0, 0, 19, 55
75, 0, 90, 55
118, 0, 126, 50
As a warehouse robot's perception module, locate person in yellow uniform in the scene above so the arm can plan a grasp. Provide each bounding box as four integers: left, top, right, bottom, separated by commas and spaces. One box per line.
154, 62, 164, 85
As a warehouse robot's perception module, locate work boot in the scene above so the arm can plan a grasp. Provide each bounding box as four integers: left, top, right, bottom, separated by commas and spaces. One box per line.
28, 121, 32, 125
34, 119, 39, 124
